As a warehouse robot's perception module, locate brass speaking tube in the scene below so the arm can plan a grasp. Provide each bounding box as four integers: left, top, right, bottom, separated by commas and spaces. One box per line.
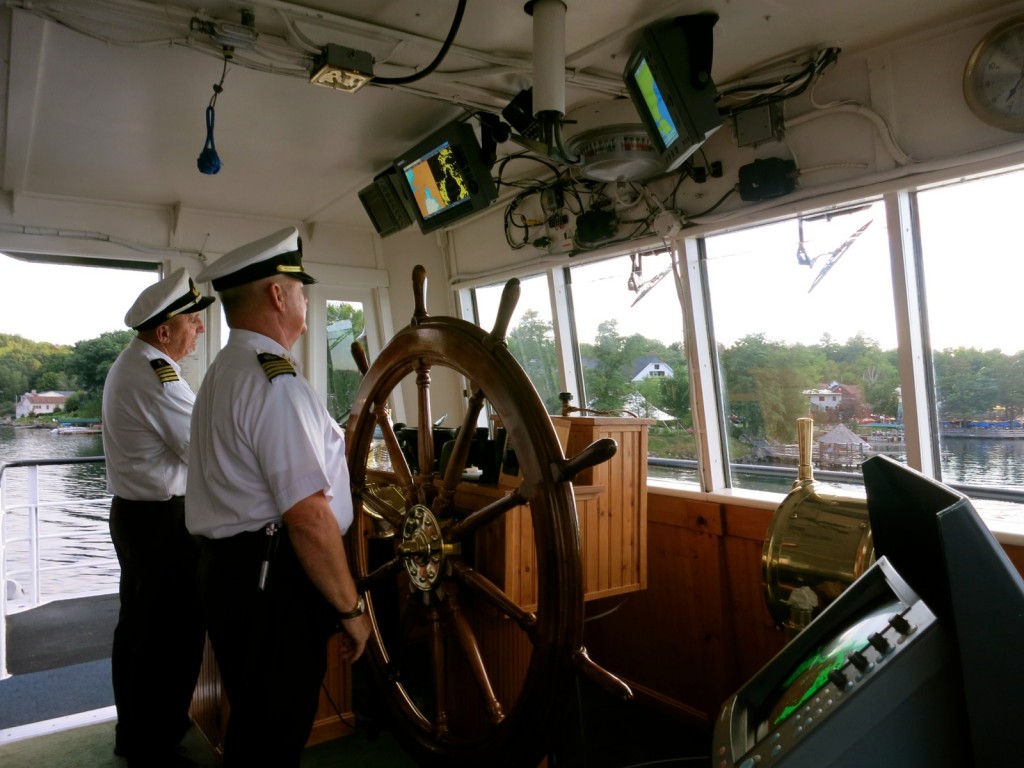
762, 417, 874, 635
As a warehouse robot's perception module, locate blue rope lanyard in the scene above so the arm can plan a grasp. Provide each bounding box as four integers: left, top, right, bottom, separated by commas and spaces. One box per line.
197, 57, 229, 175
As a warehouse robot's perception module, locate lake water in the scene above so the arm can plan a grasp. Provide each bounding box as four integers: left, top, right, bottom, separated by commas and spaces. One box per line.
0, 424, 116, 600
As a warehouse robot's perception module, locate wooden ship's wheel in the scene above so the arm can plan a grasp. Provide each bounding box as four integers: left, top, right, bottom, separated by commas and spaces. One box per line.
345, 266, 625, 767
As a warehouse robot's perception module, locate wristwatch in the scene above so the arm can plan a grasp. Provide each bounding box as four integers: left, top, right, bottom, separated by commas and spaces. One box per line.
338, 595, 365, 620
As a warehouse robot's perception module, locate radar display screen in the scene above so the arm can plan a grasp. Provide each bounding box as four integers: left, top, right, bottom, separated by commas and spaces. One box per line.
765, 598, 903, 727
401, 141, 471, 221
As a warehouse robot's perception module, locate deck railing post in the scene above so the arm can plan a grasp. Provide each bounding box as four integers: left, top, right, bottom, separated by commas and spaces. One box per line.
27, 465, 40, 607
1, 466, 8, 679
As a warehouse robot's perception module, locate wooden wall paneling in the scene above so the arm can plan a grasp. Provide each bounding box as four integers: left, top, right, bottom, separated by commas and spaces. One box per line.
720, 504, 787, 688
1002, 542, 1024, 574
308, 639, 355, 745
189, 636, 227, 755
552, 416, 651, 599
577, 489, 602, 596
582, 494, 731, 726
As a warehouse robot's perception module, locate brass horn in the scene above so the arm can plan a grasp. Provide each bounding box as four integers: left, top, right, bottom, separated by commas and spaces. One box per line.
762, 417, 875, 636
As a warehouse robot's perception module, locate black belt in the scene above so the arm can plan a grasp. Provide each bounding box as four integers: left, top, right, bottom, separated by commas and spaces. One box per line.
112, 495, 184, 508
204, 522, 282, 590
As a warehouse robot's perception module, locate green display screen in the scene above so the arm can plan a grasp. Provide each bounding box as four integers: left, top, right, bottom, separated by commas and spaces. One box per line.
631, 56, 679, 149
767, 599, 902, 727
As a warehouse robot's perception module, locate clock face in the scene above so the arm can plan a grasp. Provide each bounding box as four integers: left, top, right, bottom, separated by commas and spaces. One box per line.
963, 16, 1024, 131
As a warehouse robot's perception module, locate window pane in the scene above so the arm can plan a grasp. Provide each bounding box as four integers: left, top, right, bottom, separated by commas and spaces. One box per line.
703, 199, 899, 492
473, 274, 562, 414
918, 168, 1024, 502
568, 252, 696, 484
325, 299, 364, 422
0, 254, 162, 404
0, 254, 158, 345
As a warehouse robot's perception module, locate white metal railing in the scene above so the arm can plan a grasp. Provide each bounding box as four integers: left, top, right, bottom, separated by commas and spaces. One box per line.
0, 455, 118, 679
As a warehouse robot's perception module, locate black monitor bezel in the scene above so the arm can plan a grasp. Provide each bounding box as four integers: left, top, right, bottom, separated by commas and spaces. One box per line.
392, 120, 498, 235
622, 18, 723, 172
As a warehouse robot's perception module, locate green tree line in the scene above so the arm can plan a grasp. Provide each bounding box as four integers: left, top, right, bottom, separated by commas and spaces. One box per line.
1, 330, 135, 418
3, 303, 368, 422
505, 315, 1024, 457
5, 313, 1024, 445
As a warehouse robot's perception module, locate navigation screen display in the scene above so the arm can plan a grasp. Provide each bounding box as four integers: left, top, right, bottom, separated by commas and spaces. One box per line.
631, 56, 679, 150
401, 141, 471, 221
765, 598, 903, 727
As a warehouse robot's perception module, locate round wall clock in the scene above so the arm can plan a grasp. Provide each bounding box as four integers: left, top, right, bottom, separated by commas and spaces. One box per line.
963, 14, 1024, 131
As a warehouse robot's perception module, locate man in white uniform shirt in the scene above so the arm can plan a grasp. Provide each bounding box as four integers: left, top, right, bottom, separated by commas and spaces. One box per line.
187, 227, 370, 767
103, 267, 214, 767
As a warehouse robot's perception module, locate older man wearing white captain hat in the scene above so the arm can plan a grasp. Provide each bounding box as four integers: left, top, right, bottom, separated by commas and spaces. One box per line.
102, 267, 214, 767
186, 227, 369, 767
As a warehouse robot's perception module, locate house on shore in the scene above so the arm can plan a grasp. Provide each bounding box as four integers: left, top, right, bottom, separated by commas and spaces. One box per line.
14, 391, 69, 418
631, 356, 674, 382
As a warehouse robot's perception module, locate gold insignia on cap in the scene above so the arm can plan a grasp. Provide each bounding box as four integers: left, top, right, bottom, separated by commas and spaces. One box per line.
258, 352, 296, 381
150, 358, 180, 384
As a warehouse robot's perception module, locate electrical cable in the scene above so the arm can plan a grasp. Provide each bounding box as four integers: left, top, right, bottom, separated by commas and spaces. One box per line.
787, 101, 913, 165
718, 47, 840, 117
371, 0, 467, 86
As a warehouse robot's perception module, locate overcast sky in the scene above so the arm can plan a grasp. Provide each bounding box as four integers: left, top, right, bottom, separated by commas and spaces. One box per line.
0, 254, 158, 345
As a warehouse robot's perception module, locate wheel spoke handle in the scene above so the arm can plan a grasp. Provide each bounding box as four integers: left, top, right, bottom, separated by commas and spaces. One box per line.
573, 646, 633, 701
555, 438, 618, 483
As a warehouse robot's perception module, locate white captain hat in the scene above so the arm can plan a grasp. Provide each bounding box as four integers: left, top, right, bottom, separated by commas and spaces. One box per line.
125, 267, 216, 331
197, 226, 318, 291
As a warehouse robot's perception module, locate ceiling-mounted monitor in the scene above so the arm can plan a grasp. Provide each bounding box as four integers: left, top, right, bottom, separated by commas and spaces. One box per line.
393, 119, 498, 235
623, 13, 723, 172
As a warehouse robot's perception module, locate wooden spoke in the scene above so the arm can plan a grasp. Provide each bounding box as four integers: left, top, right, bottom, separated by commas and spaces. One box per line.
356, 555, 404, 591
445, 492, 526, 542
439, 387, 487, 493
444, 592, 505, 725
427, 603, 450, 739
414, 360, 436, 488
449, 558, 537, 636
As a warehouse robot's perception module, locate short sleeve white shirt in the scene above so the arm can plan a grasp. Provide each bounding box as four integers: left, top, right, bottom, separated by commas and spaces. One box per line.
185, 329, 352, 539
102, 337, 195, 500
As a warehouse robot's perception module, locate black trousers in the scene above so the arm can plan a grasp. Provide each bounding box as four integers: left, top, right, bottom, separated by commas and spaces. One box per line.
197, 526, 337, 768
108, 495, 205, 754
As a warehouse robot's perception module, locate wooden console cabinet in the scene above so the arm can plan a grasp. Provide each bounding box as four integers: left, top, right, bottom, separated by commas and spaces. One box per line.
552, 415, 651, 600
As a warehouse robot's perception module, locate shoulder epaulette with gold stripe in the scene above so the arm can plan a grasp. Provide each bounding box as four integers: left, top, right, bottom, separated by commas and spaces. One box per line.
150, 358, 180, 384
258, 352, 296, 381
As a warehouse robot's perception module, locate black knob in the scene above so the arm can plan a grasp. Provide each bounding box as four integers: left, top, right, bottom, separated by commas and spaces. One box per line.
848, 650, 871, 672
868, 632, 891, 654
828, 668, 850, 690
889, 613, 914, 635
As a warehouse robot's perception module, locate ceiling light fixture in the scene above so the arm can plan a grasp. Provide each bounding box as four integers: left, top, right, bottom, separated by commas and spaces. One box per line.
190, 9, 259, 50
310, 44, 375, 93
